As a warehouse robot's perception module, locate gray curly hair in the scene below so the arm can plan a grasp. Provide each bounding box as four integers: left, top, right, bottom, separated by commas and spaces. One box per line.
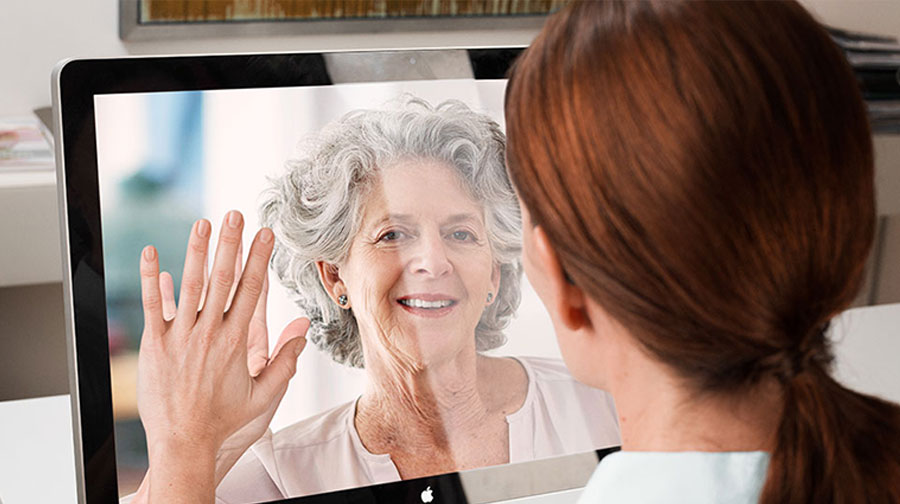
259, 95, 522, 368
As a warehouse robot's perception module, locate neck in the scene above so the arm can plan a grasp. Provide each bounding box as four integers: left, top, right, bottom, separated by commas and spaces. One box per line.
610, 344, 783, 452
356, 347, 512, 454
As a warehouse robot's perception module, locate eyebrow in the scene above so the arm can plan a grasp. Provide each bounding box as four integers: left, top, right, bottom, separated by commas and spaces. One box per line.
442, 213, 481, 226
369, 214, 414, 229
368, 212, 482, 229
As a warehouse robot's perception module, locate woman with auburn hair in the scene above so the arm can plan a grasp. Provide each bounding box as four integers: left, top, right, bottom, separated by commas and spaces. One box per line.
505, 0, 900, 502
135, 0, 900, 503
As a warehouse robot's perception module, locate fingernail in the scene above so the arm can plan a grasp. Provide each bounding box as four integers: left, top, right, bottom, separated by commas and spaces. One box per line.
228, 211, 242, 228
197, 219, 210, 238
260, 228, 273, 244
143, 246, 156, 260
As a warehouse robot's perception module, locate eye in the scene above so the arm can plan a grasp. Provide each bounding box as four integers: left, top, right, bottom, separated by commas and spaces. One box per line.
451, 230, 475, 242
378, 230, 406, 242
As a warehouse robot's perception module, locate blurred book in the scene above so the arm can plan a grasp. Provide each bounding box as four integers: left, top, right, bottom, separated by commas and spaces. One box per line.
830, 26, 900, 52
32, 106, 55, 148
846, 52, 900, 68
829, 27, 900, 133
0, 116, 55, 172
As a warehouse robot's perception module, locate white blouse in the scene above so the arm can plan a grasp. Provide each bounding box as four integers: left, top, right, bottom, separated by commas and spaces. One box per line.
215, 356, 621, 503
577, 451, 770, 503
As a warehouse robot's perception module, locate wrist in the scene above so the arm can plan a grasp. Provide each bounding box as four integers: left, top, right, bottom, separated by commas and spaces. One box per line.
146, 439, 217, 503
147, 428, 219, 461
147, 432, 219, 482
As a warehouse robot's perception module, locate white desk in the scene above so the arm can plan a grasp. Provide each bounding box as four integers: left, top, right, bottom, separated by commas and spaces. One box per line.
0, 394, 77, 504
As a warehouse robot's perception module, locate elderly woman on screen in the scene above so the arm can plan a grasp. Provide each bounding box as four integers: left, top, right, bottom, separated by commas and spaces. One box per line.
207, 97, 620, 502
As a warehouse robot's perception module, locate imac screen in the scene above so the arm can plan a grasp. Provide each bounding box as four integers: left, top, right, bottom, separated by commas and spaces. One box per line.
92, 75, 620, 501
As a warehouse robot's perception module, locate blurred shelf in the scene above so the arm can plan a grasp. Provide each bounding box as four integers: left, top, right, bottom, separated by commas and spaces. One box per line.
0, 168, 61, 288
874, 135, 900, 216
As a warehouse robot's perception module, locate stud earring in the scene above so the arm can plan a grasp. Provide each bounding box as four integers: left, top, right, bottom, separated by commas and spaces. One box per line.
338, 294, 348, 306
486, 292, 493, 303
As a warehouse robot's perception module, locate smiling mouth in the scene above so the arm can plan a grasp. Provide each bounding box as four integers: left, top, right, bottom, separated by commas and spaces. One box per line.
397, 298, 457, 309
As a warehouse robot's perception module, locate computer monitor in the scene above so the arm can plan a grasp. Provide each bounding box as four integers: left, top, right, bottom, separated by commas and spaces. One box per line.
52, 49, 621, 504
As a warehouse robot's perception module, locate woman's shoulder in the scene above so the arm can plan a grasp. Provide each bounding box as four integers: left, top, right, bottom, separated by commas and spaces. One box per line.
269, 400, 357, 450
507, 356, 621, 457
515, 355, 580, 382
512, 355, 615, 410
217, 400, 362, 501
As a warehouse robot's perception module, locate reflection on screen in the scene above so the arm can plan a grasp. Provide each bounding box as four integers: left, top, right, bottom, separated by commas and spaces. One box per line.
94, 80, 620, 501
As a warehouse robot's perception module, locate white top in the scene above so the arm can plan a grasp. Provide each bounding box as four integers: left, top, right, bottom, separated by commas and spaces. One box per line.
577, 451, 770, 503
215, 356, 620, 503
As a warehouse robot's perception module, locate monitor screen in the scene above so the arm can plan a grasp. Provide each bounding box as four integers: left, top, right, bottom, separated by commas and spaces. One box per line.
58, 51, 620, 503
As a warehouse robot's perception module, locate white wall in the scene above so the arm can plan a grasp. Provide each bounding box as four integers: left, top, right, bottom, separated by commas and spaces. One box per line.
802, 0, 900, 37
832, 303, 900, 404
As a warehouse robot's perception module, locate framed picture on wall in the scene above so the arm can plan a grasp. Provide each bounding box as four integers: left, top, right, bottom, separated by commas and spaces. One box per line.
120, 0, 568, 40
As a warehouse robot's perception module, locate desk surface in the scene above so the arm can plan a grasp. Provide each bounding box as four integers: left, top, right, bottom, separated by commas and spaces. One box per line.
0, 394, 77, 504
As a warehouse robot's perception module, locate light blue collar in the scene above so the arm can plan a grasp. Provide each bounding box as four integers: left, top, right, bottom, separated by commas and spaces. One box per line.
578, 451, 770, 503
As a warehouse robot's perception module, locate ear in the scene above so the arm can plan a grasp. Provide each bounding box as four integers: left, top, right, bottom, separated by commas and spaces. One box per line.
531, 225, 591, 331
488, 262, 501, 304
315, 261, 346, 306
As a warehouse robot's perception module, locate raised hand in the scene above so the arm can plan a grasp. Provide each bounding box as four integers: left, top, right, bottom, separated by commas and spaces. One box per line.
135, 211, 307, 504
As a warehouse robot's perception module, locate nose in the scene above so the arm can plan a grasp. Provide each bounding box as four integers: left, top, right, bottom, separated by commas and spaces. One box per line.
408, 231, 452, 278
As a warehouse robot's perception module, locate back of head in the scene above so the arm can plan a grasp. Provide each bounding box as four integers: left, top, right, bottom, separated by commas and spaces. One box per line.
505, 1, 900, 502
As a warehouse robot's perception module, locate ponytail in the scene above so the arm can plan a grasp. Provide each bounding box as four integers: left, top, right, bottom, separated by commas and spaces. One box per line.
763, 368, 900, 503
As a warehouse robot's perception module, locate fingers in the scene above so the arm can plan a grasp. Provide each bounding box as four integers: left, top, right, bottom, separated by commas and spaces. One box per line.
198, 247, 209, 312
246, 273, 270, 377
174, 219, 211, 333
159, 272, 176, 322
253, 336, 306, 407
227, 228, 275, 329
140, 246, 165, 334
203, 211, 245, 319
224, 239, 243, 312
252, 273, 269, 328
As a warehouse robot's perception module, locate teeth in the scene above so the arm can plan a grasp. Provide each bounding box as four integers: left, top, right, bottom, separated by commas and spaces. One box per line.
400, 298, 454, 309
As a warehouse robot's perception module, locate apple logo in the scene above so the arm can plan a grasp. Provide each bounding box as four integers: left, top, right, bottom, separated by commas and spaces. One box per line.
420, 485, 434, 503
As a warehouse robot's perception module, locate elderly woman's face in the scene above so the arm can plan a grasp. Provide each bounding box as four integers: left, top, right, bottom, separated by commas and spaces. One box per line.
337, 159, 499, 368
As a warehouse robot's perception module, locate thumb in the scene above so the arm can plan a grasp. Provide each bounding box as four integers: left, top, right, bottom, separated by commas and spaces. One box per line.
271, 317, 310, 358
254, 335, 306, 402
